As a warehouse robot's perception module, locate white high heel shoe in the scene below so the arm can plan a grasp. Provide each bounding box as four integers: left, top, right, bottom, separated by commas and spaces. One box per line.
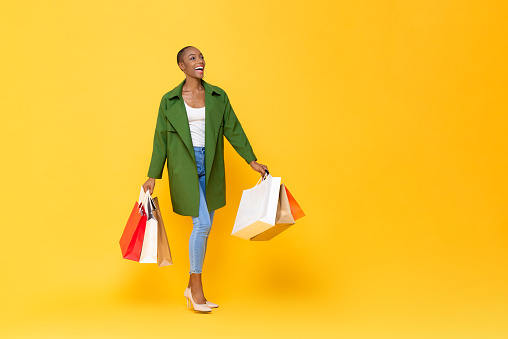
185, 287, 219, 308
184, 287, 212, 312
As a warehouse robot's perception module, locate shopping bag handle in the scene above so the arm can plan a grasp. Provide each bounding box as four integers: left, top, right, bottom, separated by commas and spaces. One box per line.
255, 170, 271, 186
138, 186, 151, 213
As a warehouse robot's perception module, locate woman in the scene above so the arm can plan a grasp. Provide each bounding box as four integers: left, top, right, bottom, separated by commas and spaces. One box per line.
142, 46, 268, 312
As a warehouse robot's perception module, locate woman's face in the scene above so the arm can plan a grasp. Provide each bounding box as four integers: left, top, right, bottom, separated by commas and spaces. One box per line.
179, 47, 205, 79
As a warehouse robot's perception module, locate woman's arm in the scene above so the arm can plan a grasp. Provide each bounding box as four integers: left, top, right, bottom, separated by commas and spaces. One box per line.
144, 97, 167, 193
222, 92, 268, 176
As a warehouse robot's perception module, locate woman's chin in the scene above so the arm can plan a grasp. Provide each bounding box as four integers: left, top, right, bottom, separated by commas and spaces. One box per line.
188, 74, 204, 80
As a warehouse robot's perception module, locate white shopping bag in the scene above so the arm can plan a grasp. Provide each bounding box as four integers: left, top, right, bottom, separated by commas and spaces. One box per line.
232, 174, 281, 239
139, 186, 158, 263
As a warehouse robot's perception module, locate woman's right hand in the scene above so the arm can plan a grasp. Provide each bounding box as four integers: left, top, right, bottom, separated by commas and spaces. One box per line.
143, 177, 156, 195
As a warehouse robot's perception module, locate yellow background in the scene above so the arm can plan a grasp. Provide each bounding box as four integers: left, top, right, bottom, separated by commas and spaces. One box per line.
1, 0, 508, 338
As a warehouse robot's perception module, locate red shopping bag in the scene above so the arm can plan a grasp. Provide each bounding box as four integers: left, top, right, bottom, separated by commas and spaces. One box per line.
285, 186, 305, 220
120, 202, 147, 261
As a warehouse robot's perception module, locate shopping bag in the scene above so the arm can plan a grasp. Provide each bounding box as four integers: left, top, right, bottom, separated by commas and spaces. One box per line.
250, 183, 295, 241
285, 185, 305, 220
139, 189, 158, 263
276, 184, 296, 225
153, 197, 173, 267
232, 174, 281, 240
119, 190, 148, 261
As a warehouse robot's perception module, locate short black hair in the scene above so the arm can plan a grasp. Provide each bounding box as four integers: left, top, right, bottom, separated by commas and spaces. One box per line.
177, 46, 195, 65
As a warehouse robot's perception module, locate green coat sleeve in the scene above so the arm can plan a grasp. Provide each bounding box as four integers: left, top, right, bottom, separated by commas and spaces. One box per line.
147, 97, 167, 179
222, 92, 257, 164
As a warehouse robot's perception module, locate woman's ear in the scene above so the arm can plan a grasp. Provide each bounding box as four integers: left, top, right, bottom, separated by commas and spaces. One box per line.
178, 61, 185, 72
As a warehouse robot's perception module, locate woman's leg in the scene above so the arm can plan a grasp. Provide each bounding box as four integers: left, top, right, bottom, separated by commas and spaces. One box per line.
188, 177, 212, 274
200, 174, 215, 261
188, 171, 215, 303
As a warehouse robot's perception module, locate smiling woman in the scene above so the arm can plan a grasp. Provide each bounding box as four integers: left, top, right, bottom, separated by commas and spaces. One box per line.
141, 46, 269, 313
177, 46, 205, 79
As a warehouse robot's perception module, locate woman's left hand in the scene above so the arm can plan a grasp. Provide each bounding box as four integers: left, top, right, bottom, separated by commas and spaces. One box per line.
249, 160, 268, 177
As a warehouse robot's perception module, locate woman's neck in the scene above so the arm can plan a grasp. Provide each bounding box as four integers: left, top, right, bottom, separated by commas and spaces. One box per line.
183, 77, 204, 92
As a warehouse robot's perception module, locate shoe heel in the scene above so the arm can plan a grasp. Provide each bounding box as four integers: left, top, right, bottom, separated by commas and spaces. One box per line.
186, 287, 212, 312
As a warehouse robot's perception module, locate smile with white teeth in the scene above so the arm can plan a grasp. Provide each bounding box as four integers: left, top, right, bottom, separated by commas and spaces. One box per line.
195, 66, 204, 74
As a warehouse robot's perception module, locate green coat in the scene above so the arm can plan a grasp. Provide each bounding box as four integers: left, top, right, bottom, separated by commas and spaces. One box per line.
147, 79, 257, 217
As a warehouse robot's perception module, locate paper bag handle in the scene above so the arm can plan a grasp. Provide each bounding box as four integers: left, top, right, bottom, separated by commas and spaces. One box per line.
138, 186, 151, 212
255, 171, 271, 186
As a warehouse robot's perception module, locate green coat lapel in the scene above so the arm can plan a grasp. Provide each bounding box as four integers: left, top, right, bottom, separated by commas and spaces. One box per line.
203, 81, 223, 189
163, 79, 195, 162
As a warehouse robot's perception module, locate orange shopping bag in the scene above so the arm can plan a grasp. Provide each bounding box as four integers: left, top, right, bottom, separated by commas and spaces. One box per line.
285, 186, 305, 220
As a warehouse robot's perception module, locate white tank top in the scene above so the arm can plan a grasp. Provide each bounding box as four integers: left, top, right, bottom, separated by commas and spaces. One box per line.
184, 101, 205, 147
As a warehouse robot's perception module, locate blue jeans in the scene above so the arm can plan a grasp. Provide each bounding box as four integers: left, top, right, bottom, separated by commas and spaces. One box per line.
189, 146, 215, 274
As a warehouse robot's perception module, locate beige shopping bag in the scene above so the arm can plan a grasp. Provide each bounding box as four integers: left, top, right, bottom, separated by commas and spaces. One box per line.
250, 183, 295, 241
153, 197, 173, 267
